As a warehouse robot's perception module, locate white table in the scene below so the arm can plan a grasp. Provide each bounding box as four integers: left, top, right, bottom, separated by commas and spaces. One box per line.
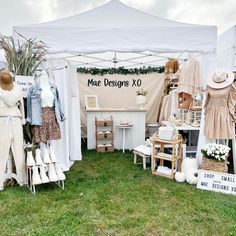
117, 124, 133, 153
86, 109, 146, 150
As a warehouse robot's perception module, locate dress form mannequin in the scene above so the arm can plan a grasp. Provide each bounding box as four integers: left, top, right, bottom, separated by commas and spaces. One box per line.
0, 69, 25, 190
204, 71, 235, 140
39, 70, 58, 162
27, 69, 66, 181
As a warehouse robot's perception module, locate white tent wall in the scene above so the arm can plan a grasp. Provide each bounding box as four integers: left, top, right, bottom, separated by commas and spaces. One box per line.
66, 62, 82, 162
196, 53, 217, 165
217, 26, 236, 71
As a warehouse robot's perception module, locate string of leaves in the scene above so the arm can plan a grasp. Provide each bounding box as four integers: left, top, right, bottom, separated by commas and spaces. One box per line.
0, 33, 48, 76
77, 66, 165, 75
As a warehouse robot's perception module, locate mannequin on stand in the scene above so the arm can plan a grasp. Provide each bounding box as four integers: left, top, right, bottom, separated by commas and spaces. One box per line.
204, 71, 235, 141
0, 69, 25, 191
27, 69, 66, 183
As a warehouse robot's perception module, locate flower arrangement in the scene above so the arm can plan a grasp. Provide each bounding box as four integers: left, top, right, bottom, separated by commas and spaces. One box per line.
136, 88, 147, 96
0, 33, 47, 76
201, 143, 230, 162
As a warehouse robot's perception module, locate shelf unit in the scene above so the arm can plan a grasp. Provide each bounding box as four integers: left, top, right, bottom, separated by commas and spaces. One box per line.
95, 116, 114, 152
150, 134, 183, 179
26, 164, 64, 195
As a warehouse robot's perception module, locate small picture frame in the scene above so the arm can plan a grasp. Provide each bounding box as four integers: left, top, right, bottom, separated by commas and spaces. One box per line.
85, 95, 98, 109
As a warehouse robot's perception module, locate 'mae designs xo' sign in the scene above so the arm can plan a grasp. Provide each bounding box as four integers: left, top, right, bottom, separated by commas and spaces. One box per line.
87, 78, 142, 88
197, 170, 236, 195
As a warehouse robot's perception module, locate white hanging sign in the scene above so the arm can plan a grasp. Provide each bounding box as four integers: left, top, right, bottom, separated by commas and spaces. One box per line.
197, 170, 236, 195
15, 75, 34, 98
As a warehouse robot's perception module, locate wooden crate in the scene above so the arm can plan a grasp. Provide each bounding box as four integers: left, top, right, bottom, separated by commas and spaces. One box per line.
96, 119, 113, 127
96, 145, 114, 152
96, 132, 113, 140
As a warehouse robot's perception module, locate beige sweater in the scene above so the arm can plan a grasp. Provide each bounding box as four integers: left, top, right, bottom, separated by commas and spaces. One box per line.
178, 58, 200, 95
0, 84, 25, 121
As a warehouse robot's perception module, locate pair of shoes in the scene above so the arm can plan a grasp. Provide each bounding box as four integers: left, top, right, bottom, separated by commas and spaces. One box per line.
0, 185, 4, 191
26, 151, 36, 167
26, 149, 46, 167
32, 163, 66, 185
32, 165, 49, 185
43, 148, 57, 164
48, 163, 66, 182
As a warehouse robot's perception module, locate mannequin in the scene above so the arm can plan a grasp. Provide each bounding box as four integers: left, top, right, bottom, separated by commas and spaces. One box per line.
0, 69, 25, 191
204, 71, 235, 139
27, 69, 65, 181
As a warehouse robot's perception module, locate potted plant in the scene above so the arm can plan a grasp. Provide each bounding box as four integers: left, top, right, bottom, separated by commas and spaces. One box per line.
136, 88, 147, 109
0, 34, 47, 76
201, 143, 230, 173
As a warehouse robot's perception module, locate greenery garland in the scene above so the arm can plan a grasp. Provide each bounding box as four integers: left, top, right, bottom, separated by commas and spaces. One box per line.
77, 66, 165, 75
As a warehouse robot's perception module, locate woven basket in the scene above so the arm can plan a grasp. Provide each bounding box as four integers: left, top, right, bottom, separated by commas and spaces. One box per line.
201, 157, 228, 173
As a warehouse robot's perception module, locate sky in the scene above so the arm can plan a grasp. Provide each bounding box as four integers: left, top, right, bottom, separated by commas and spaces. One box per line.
0, 0, 235, 36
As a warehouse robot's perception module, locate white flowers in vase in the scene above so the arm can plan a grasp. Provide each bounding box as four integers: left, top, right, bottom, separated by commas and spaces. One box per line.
136, 88, 147, 109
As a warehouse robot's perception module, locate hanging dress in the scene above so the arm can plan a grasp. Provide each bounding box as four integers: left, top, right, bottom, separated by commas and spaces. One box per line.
204, 85, 235, 139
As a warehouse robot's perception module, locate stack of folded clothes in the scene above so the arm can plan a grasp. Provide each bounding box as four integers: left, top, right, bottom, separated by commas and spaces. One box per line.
156, 166, 174, 176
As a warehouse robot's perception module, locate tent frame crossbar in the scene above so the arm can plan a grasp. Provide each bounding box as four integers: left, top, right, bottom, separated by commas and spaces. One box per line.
48, 50, 206, 69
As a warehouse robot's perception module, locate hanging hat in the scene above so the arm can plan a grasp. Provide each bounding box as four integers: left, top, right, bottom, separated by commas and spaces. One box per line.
207, 70, 234, 89
0, 68, 13, 91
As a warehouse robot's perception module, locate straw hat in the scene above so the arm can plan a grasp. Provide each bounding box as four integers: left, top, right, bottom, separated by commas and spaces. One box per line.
207, 70, 234, 89
0, 68, 13, 91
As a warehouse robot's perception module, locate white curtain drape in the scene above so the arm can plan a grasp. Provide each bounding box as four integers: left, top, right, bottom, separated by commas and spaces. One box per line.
196, 53, 217, 165
46, 58, 82, 171
67, 62, 82, 161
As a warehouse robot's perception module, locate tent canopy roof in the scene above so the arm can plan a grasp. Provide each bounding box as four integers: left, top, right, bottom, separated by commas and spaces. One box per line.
18, 0, 204, 29
13, 0, 217, 54
218, 25, 236, 51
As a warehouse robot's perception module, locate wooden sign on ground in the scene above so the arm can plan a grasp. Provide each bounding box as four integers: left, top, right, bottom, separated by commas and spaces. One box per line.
197, 170, 236, 195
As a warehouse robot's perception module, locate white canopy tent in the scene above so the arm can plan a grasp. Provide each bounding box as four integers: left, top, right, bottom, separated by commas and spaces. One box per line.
13, 0, 216, 54
13, 0, 217, 169
217, 25, 236, 71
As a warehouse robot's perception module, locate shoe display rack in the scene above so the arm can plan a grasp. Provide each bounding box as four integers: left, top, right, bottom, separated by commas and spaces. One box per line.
95, 116, 114, 152
150, 134, 183, 179
26, 148, 66, 195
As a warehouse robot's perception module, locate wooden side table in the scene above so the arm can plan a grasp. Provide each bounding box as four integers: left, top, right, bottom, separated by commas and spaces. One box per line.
150, 134, 183, 179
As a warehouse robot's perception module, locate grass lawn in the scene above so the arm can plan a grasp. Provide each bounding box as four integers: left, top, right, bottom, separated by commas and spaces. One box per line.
0, 146, 236, 236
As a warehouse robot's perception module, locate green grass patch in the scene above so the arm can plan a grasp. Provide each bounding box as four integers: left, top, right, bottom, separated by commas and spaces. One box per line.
0, 148, 236, 236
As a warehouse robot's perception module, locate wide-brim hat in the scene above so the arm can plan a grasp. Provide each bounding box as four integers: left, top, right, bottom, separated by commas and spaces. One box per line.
0, 68, 13, 91
207, 70, 234, 89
